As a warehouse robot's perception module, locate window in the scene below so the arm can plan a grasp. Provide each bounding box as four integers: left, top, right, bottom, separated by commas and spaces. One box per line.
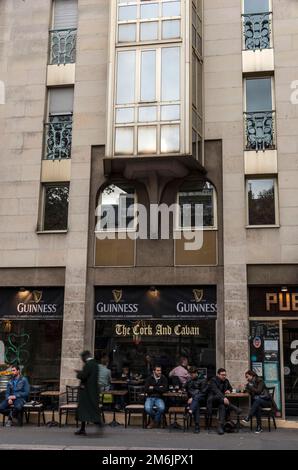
53, 0, 78, 29
247, 178, 277, 226
50, 0, 78, 65
97, 184, 136, 231
44, 88, 74, 160
117, 0, 181, 44
42, 183, 69, 231
244, 0, 269, 14
114, 46, 181, 155
178, 181, 216, 229
244, 78, 275, 151
243, 0, 271, 51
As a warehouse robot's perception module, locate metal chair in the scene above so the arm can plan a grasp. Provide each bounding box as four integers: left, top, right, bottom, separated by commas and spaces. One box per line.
59, 385, 79, 427
124, 385, 146, 428
250, 387, 277, 432
23, 387, 46, 426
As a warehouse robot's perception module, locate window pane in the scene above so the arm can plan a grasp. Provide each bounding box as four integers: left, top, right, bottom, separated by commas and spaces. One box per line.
248, 179, 275, 225
138, 126, 157, 154
161, 124, 180, 152
118, 5, 137, 21
162, 19, 180, 39
246, 78, 272, 112
140, 21, 158, 41
118, 24, 136, 42
49, 88, 74, 114
140, 3, 158, 19
244, 0, 269, 14
179, 184, 214, 228
139, 106, 157, 122
161, 104, 180, 120
100, 184, 135, 230
116, 51, 136, 104
161, 47, 180, 101
116, 108, 134, 124
162, 1, 180, 17
44, 185, 69, 231
141, 50, 156, 101
115, 127, 134, 154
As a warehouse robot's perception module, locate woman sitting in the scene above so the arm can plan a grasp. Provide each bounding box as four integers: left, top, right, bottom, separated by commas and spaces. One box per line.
242, 370, 272, 434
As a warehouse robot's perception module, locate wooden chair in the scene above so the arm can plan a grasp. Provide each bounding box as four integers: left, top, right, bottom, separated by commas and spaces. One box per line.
23, 388, 46, 426
59, 385, 79, 427
124, 385, 146, 428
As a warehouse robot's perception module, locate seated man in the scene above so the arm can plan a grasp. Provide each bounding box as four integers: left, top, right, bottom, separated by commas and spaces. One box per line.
208, 368, 241, 435
0, 365, 30, 426
144, 365, 168, 428
242, 370, 273, 434
169, 356, 190, 387
185, 366, 209, 433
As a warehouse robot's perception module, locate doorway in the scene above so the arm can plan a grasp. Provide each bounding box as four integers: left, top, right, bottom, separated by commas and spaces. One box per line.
283, 321, 298, 417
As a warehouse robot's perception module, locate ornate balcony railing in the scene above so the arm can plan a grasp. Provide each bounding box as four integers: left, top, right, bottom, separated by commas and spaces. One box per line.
242, 12, 272, 51
44, 115, 72, 160
49, 28, 77, 65
244, 110, 275, 152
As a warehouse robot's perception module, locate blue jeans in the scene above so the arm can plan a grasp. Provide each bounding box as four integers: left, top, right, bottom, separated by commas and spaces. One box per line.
189, 396, 205, 426
0, 399, 24, 418
249, 396, 271, 425
145, 397, 165, 424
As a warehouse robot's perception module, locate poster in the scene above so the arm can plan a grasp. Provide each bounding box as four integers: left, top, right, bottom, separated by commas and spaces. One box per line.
264, 362, 279, 382
252, 362, 263, 377
264, 340, 279, 352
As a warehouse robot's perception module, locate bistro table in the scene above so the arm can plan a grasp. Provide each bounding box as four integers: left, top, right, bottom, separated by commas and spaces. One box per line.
226, 392, 250, 432
163, 391, 188, 430
102, 390, 128, 427
40, 391, 63, 427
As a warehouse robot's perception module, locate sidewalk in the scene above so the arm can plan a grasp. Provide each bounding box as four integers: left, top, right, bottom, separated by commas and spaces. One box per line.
0, 425, 297, 450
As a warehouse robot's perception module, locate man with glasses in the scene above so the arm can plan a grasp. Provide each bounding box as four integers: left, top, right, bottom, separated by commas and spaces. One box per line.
208, 368, 241, 435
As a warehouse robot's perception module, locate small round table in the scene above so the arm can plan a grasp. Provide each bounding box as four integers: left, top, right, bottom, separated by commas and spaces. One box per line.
102, 390, 128, 427
41, 391, 62, 427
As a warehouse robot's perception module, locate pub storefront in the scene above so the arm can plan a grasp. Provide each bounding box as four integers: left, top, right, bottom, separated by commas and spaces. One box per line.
94, 286, 217, 380
0, 287, 64, 386
249, 286, 298, 418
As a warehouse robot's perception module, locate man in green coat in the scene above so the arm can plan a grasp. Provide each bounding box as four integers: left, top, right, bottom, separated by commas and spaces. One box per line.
75, 350, 102, 436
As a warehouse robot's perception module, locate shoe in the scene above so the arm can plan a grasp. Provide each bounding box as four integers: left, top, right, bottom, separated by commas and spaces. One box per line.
5, 419, 12, 427
217, 426, 224, 435
146, 421, 157, 429
242, 416, 250, 425
194, 425, 200, 434
75, 429, 87, 436
255, 425, 263, 434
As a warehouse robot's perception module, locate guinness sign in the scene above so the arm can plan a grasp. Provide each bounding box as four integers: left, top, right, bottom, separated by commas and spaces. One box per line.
94, 286, 217, 320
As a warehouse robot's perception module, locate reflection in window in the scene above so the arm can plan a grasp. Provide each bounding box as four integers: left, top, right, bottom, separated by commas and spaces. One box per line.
246, 78, 272, 112
161, 125, 180, 153
98, 184, 136, 230
43, 184, 69, 231
115, 127, 134, 154
138, 126, 157, 154
161, 47, 180, 101
116, 51, 136, 104
141, 50, 156, 101
247, 178, 276, 225
178, 181, 215, 228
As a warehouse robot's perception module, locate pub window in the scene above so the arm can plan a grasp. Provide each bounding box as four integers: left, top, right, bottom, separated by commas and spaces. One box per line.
247, 178, 278, 226
96, 184, 136, 231
178, 181, 217, 229
40, 183, 69, 231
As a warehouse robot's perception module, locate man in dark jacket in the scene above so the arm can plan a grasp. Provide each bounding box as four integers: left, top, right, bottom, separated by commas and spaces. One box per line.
242, 370, 272, 434
144, 365, 168, 428
0, 365, 30, 426
208, 368, 241, 435
185, 367, 208, 433
75, 350, 101, 436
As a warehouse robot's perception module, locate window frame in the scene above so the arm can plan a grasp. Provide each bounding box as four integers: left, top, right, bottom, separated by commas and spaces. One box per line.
245, 177, 279, 228
39, 182, 70, 233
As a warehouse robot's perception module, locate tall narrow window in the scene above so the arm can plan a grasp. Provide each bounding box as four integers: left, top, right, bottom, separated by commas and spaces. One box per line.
140, 50, 156, 102
161, 47, 180, 102
247, 178, 276, 226
246, 78, 272, 112
50, 0, 78, 65
116, 51, 136, 104
42, 183, 70, 231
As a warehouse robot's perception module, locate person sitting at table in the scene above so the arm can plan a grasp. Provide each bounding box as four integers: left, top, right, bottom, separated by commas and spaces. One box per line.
185, 366, 209, 433
0, 364, 30, 426
169, 356, 191, 387
242, 370, 273, 434
144, 365, 168, 429
208, 368, 242, 435
98, 355, 111, 392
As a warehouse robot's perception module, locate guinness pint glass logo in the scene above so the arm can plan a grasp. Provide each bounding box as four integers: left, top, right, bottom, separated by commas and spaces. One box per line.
193, 289, 203, 303
32, 290, 42, 303
112, 289, 123, 303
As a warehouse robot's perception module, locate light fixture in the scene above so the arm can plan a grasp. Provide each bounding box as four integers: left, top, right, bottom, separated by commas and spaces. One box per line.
19, 287, 26, 292
149, 286, 159, 298
281, 286, 288, 292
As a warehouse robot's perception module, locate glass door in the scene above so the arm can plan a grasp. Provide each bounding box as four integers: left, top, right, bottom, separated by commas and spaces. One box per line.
283, 321, 298, 417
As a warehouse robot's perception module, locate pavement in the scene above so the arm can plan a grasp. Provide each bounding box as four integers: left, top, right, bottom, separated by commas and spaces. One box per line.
0, 424, 297, 450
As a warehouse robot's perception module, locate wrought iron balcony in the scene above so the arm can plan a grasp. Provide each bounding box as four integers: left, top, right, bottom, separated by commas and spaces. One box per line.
44, 115, 72, 160
242, 12, 272, 51
244, 110, 275, 152
49, 28, 77, 65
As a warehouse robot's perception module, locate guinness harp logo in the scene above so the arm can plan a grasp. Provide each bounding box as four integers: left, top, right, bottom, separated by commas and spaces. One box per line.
193, 289, 203, 303
32, 290, 43, 303
112, 290, 123, 303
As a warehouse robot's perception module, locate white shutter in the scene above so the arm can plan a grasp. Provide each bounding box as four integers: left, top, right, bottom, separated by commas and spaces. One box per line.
49, 88, 74, 114
54, 0, 78, 30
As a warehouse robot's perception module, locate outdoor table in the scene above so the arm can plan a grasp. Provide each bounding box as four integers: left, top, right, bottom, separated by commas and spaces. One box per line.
226, 392, 250, 432
40, 391, 62, 427
102, 390, 128, 427
163, 391, 188, 429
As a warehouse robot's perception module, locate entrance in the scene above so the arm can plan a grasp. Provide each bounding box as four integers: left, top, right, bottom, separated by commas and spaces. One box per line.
283, 321, 298, 417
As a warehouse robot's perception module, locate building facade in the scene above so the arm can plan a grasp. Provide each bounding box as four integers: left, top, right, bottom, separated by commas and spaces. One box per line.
0, 0, 298, 419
